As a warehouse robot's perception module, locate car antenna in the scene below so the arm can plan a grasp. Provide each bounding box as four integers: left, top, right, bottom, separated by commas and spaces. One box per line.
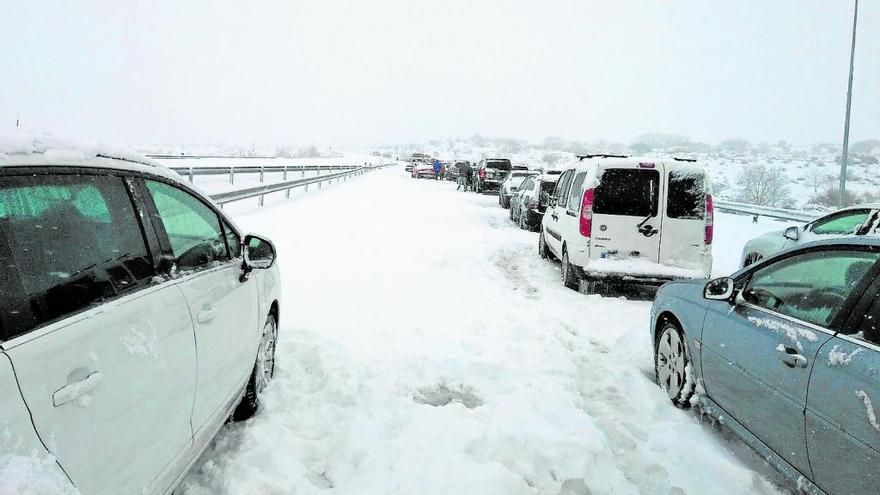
577, 154, 629, 161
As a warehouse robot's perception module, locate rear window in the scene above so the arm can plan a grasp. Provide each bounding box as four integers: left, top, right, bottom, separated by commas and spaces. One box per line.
667, 171, 706, 220
486, 160, 511, 171
541, 181, 556, 193
594, 169, 659, 217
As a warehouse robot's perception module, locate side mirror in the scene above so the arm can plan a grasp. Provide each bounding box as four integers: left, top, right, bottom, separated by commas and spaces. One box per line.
783, 226, 800, 241
704, 277, 734, 301
241, 234, 276, 281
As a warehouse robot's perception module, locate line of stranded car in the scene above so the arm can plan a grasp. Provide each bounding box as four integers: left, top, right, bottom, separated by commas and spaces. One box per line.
410, 152, 880, 494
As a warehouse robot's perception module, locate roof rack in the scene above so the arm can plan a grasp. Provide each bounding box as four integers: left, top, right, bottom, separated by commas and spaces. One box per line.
672, 157, 697, 163
577, 154, 629, 160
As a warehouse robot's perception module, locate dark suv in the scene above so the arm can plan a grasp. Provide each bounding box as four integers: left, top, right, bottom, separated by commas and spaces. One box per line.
473, 158, 512, 194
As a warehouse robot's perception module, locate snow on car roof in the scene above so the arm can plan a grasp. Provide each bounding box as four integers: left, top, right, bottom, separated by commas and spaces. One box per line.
0, 133, 178, 180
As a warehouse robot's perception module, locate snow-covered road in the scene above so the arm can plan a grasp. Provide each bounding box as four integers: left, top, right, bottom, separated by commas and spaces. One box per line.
181, 167, 792, 495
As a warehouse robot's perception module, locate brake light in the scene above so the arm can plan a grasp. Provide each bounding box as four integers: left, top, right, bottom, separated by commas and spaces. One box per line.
580, 188, 595, 237
479, 168, 486, 179
705, 194, 714, 245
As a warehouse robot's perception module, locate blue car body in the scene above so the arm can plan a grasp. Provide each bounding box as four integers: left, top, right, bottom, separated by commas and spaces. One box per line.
650, 238, 880, 495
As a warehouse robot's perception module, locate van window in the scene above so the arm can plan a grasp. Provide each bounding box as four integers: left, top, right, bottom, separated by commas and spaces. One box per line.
554, 171, 574, 208
0, 174, 155, 340
667, 171, 705, 220
567, 172, 587, 215
594, 169, 659, 217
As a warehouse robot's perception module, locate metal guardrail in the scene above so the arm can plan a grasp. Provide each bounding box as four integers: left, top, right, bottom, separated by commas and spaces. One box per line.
207, 165, 391, 207
166, 164, 359, 185
714, 199, 816, 223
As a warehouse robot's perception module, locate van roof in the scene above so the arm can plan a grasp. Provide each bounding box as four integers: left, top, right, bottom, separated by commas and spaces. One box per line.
562, 156, 706, 175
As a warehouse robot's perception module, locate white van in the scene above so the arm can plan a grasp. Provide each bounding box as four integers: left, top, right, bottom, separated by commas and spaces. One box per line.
538, 155, 713, 292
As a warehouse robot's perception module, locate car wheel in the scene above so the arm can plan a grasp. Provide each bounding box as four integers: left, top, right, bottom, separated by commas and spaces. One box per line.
539, 230, 549, 259
561, 249, 579, 291
743, 252, 764, 267
233, 315, 277, 421
655, 321, 695, 408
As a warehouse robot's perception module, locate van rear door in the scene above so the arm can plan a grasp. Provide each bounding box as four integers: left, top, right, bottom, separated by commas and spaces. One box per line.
588, 163, 662, 263
659, 167, 709, 273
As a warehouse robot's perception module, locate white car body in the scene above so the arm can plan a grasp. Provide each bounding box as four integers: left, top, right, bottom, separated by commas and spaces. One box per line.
740, 204, 880, 267
0, 145, 281, 494
541, 156, 713, 285
499, 170, 538, 207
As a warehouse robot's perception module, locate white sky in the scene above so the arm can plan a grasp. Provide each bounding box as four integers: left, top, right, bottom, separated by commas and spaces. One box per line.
1, 0, 877, 148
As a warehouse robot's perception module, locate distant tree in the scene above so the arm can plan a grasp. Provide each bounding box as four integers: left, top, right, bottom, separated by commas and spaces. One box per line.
851, 139, 880, 155
736, 164, 790, 206
720, 138, 752, 154
806, 166, 830, 196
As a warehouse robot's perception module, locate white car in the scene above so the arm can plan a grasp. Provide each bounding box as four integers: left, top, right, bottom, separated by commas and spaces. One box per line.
0, 143, 281, 494
539, 155, 713, 292
498, 170, 538, 209
740, 204, 880, 267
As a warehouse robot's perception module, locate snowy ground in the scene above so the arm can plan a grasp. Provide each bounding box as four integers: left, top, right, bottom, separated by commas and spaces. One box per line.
180, 166, 797, 495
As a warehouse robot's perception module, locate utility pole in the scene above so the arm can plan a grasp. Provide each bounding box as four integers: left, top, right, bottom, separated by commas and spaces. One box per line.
839, 0, 859, 208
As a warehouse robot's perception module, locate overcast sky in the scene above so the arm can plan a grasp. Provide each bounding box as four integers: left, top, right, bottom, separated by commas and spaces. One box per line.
1, 0, 877, 148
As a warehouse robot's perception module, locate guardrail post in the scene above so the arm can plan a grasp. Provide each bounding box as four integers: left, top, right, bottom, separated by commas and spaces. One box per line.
229, 167, 235, 184
188, 167, 194, 183
305, 183, 309, 192
301, 167, 306, 178
259, 191, 265, 207
283, 166, 288, 181
259, 166, 265, 183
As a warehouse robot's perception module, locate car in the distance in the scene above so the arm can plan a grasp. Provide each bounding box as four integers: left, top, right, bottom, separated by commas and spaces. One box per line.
510, 174, 559, 231
411, 161, 437, 179
0, 141, 281, 495
473, 158, 512, 193
651, 238, 880, 495
741, 205, 880, 267
499, 170, 538, 209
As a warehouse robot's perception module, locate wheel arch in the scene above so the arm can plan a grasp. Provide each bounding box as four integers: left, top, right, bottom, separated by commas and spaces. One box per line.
269, 300, 280, 328
654, 311, 683, 350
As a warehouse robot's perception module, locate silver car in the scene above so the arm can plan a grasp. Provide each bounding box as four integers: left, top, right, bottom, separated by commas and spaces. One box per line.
741, 204, 880, 267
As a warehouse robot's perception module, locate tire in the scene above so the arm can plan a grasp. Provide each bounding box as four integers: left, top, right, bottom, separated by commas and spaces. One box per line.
743, 252, 763, 267
538, 230, 550, 259
655, 320, 695, 408
561, 248, 579, 291
233, 315, 278, 421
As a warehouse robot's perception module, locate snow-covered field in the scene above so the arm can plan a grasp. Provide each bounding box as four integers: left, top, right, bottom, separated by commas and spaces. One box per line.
179, 166, 798, 494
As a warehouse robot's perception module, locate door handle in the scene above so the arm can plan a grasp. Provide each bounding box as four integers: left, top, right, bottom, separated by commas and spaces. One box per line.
53, 371, 103, 407
776, 346, 808, 368
197, 309, 216, 324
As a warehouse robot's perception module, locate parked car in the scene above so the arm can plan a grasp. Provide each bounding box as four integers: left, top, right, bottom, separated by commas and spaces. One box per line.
447, 160, 469, 181
741, 205, 880, 267
539, 155, 713, 292
651, 237, 880, 495
0, 146, 281, 494
510, 174, 559, 231
473, 158, 512, 193
499, 170, 538, 209
411, 161, 436, 179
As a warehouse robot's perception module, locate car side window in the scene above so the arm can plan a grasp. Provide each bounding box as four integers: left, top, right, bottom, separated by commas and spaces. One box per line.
145, 180, 230, 271
742, 249, 879, 327
567, 172, 587, 215
0, 174, 156, 340
222, 219, 242, 258
810, 209, 870, 235
554, 171, 573, 208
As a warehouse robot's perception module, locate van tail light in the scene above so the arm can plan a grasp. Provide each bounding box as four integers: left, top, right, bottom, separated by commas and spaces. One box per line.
479, 168, 486, 179
579, 188, 595, 237
705, 194, 714, 245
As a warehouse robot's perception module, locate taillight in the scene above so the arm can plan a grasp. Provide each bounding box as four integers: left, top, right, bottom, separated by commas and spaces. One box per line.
705, 194, 714, 245
479, 169, 486, 179
579, 188, 595, 237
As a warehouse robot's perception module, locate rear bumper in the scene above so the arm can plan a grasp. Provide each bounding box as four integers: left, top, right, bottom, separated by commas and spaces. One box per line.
479, 180, 502, 191
578, 269, 696, 286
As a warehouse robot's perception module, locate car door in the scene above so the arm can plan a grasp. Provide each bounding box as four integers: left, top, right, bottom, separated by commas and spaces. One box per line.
806, 267, 880, 495
141, 179, 259, 438
544, 170, 573, 256
589, 164, 663, 263
659, 168, 708, 272
700, 247, 877, 477
0, 172, 197, 494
